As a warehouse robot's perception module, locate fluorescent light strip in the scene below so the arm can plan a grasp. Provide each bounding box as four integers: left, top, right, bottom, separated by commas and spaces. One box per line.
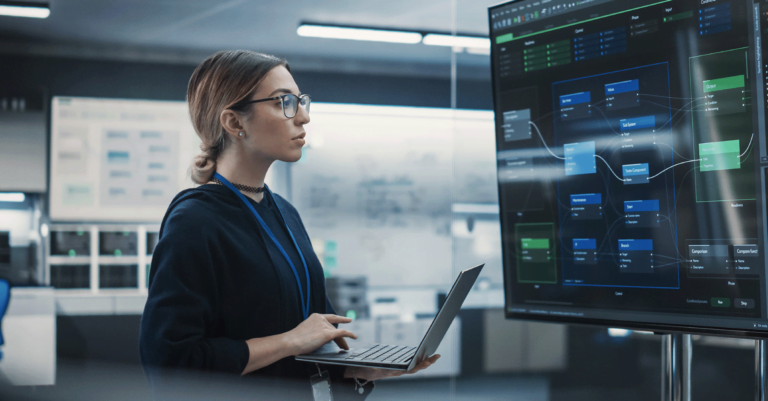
0, 3, 50, 19
607, 328, 631, 337
0, 192, 25, 202
466, 47, 491, 55
297, 25, 422, 44
422, 33, 490, 49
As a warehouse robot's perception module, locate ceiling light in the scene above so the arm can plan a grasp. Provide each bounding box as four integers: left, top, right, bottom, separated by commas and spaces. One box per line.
0, 1, 50, 19
422, 34, 490, 50
297, 24, 422, 44
0, 192, 25, 202
607, 328, 631, 337
466, 47, 491, 56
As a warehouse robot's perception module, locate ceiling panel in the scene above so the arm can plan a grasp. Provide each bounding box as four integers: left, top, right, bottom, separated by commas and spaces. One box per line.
0, 0, 497, 73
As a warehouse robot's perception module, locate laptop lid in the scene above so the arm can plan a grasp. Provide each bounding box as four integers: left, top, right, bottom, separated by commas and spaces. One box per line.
406, 263, 484, 371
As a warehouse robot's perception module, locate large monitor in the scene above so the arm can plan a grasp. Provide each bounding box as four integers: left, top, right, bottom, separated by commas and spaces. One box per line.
490, 0, 768, 337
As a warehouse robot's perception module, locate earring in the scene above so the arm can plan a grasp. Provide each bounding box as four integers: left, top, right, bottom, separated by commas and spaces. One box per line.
238, 131, 244, 137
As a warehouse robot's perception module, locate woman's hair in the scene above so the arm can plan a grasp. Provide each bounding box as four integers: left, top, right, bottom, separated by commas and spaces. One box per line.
187, 50, 289, 184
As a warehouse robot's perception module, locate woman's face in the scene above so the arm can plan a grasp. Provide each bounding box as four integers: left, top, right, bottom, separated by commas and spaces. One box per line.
240, 65, 309, 163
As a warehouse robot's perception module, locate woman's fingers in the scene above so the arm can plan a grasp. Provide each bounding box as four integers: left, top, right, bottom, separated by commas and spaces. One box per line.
345, 354, 442, 381
374, 368, 402, 380
408, 364, 429, 374
333, 329, 358, 340
350, 367, 403, 382
407, 354, 441, 374
407, 363, 428, 374
334, 337, 350, 350
323, 314, 353, 324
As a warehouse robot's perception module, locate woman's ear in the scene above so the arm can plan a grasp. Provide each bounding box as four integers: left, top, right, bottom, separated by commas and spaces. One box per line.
220, 109, 245, 140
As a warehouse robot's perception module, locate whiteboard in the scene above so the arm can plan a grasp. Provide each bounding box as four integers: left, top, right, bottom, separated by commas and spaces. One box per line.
292, 104, 499, 287
49, 97, 200, 222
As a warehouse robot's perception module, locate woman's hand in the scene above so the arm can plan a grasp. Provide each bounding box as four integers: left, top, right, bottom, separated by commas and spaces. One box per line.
343, 354, 441, 382
285, 313, 357, 356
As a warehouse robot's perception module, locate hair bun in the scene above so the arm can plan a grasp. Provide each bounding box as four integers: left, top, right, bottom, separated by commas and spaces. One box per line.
190, 151, 216, 184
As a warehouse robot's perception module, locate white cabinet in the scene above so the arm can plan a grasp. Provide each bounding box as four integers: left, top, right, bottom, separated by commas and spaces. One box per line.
0, 287, 56, 385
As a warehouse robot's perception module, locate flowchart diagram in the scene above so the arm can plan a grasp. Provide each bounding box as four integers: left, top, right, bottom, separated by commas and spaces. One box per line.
508, 54, 757, 288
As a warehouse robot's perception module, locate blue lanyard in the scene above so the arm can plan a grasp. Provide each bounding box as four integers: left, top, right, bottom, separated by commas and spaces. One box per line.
214, 172, 311, 320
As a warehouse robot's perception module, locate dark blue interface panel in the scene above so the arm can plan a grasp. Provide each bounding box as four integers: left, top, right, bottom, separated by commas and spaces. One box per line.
554, 62, 679, 288
491, 0, 768, 335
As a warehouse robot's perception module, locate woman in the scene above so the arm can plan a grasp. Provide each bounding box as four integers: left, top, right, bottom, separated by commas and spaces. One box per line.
139, 50, 439, 399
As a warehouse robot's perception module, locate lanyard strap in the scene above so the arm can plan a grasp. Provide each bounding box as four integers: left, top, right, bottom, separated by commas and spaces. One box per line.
214, 172, 311, 320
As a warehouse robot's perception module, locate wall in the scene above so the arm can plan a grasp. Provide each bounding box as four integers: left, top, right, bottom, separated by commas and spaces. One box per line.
0, 54, 492, 110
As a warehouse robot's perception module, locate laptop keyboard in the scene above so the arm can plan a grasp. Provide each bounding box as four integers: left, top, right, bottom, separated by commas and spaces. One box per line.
346, 344, 416, 364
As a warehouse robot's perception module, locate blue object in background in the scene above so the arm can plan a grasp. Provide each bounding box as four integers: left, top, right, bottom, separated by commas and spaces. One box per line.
619, 115, 655, 131
0, 279, 9, 360
559, 91, 591, 106
564, 141, 597, 176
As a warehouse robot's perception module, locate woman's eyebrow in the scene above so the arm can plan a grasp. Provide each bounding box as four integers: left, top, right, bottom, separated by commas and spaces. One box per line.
266, 88, 297, 97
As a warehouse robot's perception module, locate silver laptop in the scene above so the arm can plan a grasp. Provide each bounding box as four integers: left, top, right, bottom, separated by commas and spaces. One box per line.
296, 264, 484, 371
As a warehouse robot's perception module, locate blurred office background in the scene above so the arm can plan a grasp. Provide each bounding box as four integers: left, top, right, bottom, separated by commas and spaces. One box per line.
0, 1, 758, 400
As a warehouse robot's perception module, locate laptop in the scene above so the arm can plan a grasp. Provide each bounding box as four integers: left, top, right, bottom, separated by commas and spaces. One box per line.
296, 264, 484, 371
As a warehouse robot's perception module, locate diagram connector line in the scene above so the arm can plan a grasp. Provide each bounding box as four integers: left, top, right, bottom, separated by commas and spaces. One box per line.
738, 133, 754, 158
639, 93, 709, 100
592, 155, 701, 181
655, 96, 707, 130
648, 159, 700, 179
654, 141, 694, 161
593, 155, 626, 181
529, 121, 566, 160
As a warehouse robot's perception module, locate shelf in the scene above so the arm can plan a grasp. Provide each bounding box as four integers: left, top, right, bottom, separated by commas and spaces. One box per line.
48, 256, 91, 265
55, 290, 147, 315
97, 256, 139, 264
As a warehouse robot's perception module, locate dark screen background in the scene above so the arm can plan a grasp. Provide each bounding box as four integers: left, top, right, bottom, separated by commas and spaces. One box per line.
491, 0, 768, 334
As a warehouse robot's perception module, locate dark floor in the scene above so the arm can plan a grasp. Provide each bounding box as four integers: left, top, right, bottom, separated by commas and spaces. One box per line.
0, 353, 759, 401
1, 316, 759, 400
370, 374, 549, 400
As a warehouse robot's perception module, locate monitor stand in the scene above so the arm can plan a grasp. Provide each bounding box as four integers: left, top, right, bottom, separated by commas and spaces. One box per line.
662, 335, 768, 400
757, 340, 767, 401
660, 335, 768, 400
660, 333, 692, 401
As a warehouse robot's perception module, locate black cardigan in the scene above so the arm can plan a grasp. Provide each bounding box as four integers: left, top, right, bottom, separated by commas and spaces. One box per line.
139, 184, 372, 399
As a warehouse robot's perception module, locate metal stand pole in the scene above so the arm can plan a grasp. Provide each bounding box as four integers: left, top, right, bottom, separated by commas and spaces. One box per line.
682, 334, 691, 401
661, 334, 680, 401
661, 334, 692, 401
756, 339, 766, 401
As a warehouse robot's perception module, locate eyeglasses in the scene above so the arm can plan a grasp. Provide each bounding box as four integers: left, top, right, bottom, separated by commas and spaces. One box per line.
229, 93, 311, 118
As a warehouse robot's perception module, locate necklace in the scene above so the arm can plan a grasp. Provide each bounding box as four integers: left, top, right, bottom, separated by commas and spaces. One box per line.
209, 177, 265, 193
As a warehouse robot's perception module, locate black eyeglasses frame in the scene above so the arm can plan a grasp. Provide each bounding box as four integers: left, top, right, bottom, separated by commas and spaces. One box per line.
229, 93, 311, 118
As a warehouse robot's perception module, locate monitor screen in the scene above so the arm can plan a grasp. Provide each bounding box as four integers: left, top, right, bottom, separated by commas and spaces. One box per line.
490, 0, 768, 337
146, 232, 159, 255
50, 231, 90, 256
99, 232, 138, 256
0, 232, 9, 265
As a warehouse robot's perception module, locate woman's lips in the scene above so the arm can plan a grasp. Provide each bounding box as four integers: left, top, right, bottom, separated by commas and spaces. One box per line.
293, 132, 306, 146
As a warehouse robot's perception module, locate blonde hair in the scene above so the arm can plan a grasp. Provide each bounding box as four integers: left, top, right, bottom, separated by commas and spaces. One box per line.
187, 50, 289, 184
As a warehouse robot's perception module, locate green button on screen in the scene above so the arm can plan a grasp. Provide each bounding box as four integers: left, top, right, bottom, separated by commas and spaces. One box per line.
711, 298, 730, 307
